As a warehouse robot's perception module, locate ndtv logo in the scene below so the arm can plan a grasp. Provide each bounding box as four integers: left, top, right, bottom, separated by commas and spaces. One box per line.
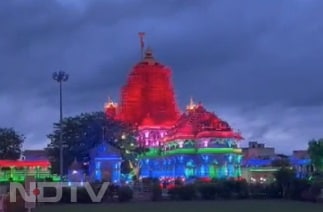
9, 182, 110, 203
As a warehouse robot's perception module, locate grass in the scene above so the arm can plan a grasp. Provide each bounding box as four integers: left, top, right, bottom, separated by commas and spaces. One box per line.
34, 200, 323, 212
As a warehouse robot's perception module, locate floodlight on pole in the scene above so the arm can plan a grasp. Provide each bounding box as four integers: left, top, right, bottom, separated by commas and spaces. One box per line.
52, 70, 69, 177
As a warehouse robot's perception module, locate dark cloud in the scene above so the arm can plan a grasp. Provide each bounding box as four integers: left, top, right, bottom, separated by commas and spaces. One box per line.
0, 0, 323, 153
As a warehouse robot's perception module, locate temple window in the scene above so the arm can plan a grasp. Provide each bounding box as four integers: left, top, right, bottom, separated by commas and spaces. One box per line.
179, 141, 184, 148
203, 140, 209, 147
95, 161, 101, 169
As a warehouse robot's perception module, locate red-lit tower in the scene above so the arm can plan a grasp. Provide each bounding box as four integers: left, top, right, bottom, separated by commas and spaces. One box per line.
114, 47, 179, 148
117, 48, 180, 127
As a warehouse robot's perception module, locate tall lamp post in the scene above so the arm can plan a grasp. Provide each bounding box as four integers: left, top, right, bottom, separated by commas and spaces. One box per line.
52, 71, 69, 177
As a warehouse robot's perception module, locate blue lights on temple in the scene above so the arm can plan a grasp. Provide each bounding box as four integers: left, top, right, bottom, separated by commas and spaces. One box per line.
89, 142, 122, 182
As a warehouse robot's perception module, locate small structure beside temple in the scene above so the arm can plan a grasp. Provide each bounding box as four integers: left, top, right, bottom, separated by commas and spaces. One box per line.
67, 158, 85, 183
89, 142, 122, 183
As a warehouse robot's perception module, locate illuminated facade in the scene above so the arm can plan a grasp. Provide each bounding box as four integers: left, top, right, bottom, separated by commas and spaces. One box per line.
89, 142, 122, 183
138, 100, 243, 179
240, 159, 311, 183
240, 146, 311, 183
241, 154, 311, 183
104, 48, 243, 180
0, 160, 59, 182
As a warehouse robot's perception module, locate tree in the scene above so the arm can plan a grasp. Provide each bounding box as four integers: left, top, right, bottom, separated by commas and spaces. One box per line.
308, 139, 323, 173
0, 128, 24, 160
46, 112, 142, 175
274, 167, 296, 198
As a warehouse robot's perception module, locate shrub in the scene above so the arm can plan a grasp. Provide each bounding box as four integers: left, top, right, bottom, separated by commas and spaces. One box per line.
174, 177, 184, 186
197, 183, 217, 200
168, 184, 196, 201
290, 179, 310, 200
118, 186, 133, 202
235, 180, 250, 199
168, 187, 180, 200
249, 183, 267, 199
178, 184, 196, 201
308, 183, 322, 202
217, 180, 234, 199
76, 187, 93, 203
301, 190, 317, 202
265, 183, 281, 199
104, 184, 119, 201
151, 183, 162, 201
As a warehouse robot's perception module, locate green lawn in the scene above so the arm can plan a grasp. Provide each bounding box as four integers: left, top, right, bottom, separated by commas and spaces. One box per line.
35, 200, 323, 212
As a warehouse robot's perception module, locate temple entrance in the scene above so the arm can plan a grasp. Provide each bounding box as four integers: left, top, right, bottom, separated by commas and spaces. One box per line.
184, 160, 196, 178
209, 160, 220, 179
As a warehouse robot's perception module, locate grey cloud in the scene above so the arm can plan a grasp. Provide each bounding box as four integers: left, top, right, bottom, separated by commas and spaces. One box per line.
0, 0, 322, 153
214, 104, 323, 153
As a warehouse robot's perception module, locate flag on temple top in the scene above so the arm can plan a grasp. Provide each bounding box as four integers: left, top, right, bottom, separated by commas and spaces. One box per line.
139, 32, 145, 48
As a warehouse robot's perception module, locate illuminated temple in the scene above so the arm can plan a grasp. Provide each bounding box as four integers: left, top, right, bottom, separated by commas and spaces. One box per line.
105, 48, 243, 180
138, 100, 243, 179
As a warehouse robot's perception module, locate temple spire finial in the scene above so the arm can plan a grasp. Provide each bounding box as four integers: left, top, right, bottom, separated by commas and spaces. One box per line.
186, 97, 197, 111
104, 97, 117, 109
190, 97, 194, 106
138, 32, 145, 60
144, 47, 153, 59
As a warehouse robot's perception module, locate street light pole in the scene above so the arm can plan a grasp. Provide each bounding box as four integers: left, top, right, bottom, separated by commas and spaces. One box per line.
52, 71, 69, 177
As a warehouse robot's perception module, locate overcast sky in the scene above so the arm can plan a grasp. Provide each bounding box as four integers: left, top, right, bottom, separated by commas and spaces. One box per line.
1, 0, 323, 154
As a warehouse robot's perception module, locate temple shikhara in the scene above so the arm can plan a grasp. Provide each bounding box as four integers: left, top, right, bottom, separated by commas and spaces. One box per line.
103, 36, 243, 181
117, 48, 179, 127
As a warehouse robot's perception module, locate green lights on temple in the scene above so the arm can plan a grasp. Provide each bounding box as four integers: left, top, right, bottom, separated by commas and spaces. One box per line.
249, 168, 279, 172
139, 148, 242, 158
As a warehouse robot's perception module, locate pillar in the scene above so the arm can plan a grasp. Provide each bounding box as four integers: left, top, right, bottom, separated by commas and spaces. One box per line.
200, 155, 209, 177
94, 160, 102, 181
175, 155, 186, 177
112, 161, 121, 183
139, 158, 151, 178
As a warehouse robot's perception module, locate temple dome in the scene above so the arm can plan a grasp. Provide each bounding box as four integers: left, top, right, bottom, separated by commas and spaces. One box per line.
164, 100, 243, 141
173, 122, 195, 140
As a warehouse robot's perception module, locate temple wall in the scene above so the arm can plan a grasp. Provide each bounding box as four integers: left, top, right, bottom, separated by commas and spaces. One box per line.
139, 153, 242, 179
138, 136, 243, 180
